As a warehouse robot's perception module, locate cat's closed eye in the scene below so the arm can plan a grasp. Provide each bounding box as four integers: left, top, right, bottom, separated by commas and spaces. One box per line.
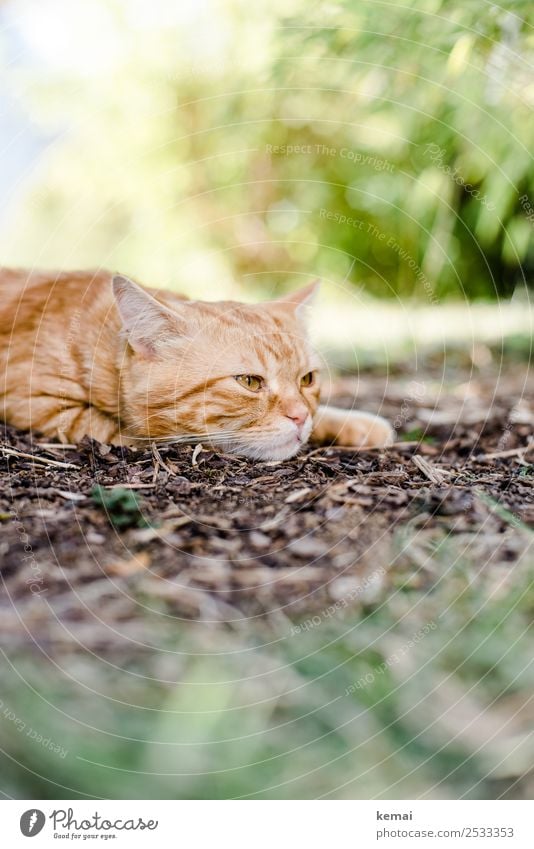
235, 374, 263, 392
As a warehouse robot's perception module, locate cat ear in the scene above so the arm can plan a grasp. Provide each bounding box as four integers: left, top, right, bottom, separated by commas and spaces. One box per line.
274, 280, 320, 320
112, 274, 186, 357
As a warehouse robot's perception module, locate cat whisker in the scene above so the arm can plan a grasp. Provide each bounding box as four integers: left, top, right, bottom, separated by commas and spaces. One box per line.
158, 433, 241, 446
124, 430, 240, 446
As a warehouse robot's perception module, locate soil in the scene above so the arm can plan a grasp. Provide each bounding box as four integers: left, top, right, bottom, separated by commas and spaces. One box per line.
1, 360, 532, 655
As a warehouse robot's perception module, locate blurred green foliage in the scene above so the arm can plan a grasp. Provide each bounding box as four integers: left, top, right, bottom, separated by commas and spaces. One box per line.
0, 0, 532, 301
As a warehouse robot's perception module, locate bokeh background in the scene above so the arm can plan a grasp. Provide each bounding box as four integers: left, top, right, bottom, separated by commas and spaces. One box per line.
0, 0, 533, 802
0, 0, 532, 356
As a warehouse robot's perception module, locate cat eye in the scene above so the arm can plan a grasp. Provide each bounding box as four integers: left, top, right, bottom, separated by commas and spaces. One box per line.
300, 371, 316, 387
235, 374, 263, 392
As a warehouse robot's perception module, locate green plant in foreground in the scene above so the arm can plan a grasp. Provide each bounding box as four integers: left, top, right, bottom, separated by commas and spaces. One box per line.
1, 531, 533, 801
400, 428, 436, 444
91, 485, 148, 529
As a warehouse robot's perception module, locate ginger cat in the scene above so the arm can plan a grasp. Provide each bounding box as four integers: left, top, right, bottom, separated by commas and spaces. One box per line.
0, 269, 393, 460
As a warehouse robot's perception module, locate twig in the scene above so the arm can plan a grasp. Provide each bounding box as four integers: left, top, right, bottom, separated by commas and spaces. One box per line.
151, 442, 174, 475
308, 440, 420, 453
55, 489, 87, 502
102, 482, 156, 489
479, 441, 534, 461
36, 442, 78, 450
1, 445, 79, 470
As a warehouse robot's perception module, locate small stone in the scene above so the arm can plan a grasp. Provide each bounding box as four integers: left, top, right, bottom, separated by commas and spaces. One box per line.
86, 530, 105, 544
285, 487, 312, 504
287, 537, 328, 558
249, 531, 271, 550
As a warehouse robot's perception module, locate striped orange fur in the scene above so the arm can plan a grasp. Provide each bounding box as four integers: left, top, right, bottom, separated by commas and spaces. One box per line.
0, 269, 393, 460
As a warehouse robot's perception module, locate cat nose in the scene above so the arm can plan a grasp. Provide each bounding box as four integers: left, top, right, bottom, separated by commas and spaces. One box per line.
284, 404, 308, 429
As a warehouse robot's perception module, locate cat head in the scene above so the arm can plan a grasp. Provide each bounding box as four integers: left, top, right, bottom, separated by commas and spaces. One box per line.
112, 274, 321, 460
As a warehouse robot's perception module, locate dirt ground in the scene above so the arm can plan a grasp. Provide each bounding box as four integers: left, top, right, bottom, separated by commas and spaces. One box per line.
1, 358, 533, 656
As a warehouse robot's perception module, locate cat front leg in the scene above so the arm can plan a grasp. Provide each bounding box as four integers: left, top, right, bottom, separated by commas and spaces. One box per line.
311, 405, 394, 449
21, 399, 121, 445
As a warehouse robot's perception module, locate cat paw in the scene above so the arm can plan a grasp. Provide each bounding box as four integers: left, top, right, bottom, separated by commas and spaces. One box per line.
336, 412, 395, 448
312, 407, 395, 449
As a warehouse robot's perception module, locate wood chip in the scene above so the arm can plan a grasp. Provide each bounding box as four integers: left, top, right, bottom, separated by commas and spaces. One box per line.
192, 443, 203, 466
411, 455, 447, 485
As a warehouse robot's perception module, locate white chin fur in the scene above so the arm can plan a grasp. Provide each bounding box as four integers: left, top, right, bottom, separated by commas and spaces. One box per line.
229, 439, 303, 461
213, 418, 312, 461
